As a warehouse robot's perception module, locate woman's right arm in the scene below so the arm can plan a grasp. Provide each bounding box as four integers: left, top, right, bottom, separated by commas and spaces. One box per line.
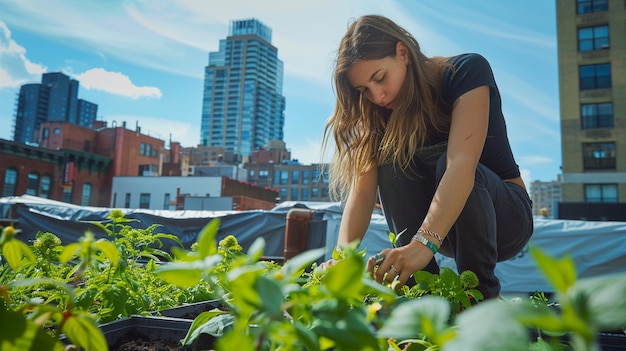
337, 165, 378, 249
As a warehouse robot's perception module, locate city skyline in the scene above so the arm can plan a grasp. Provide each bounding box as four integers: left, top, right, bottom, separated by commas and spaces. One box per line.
0, 0, 560, 185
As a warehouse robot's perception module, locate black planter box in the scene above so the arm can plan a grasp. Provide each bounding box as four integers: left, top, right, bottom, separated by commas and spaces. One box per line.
60, 315, 215, 350
599, 332, 626, 351
100, 315, 193, 346
150, 299, 223, 319
532, 330, 626, 351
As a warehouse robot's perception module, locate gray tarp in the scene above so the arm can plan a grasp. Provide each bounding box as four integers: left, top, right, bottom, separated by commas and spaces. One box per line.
2, 195, 326, 260
2, 195, 626, 294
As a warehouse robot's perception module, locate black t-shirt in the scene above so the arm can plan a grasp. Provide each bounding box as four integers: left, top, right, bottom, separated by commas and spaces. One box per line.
435, 53, 520, 180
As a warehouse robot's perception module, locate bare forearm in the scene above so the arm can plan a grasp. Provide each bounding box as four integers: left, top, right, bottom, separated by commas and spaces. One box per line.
337, 167, 378, 248
421, 162, 475, 240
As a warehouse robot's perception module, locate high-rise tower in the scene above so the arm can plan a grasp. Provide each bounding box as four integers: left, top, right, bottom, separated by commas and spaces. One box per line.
200, 18, 285, 162
13, 72, 98, 144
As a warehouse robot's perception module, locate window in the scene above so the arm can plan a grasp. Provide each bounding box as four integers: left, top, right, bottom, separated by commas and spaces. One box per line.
39, 176, 51, 198
576, 0, 608, 14
259, 169, 269, 180
301, 188, 309, 201
578, 25, 609, 51
2, 169, 17, 197
164, 193, 170, 210
291, 170, 300, 185
311, 187, 319, 198
583, 142, 615, 170
125, 193, 131, 208
585, 184, 617, 202
81, 183, 92, 206
139, 193, 150, 209
26, 173, 39, 195
579, 63, 611, 90
291, 188, 298, 200
280, 171, 288, 185
140, 143, 146, 156
302, 170, 310, 185
279, 188, 287, 200
62, 187, 73, 203
581, 103, 613, 128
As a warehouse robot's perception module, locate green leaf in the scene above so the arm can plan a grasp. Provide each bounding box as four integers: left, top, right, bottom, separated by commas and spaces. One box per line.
246, 237, 265, 262
62, 313, 108, 351
255, 275, 284, 319
360, 278, 398, 304
378, 296, 450, 340
182, 310, 232, 345
215, 329, 256, 351
531, 247, 576, 295
94, 239, 120, 266
1, 239, 36, 270
293, 321, 320, 351
59, 243, 81, 264
0, 311, 63, 351
322, 254, 364, 300
156, 256, 223, 288
227, 265, 266, 314
152, 233, 184, 247
444, 299, 531, 351
282, 247, 325, 280
568, 273, 626, 330
197, 218, 220, 258
312, 308, 379, 350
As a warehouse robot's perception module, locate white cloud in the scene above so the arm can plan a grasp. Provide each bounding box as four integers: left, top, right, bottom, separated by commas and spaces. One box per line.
520, 155, 553, 165
74, 68, 162, 99
0, 21, 47, 89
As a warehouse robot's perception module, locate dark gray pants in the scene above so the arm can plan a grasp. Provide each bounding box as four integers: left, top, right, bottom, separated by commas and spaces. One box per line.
377, 147, 533, 298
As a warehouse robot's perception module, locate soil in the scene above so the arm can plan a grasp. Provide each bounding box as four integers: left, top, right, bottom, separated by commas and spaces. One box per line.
113, 338, 196, 351
109, 330, 215, 351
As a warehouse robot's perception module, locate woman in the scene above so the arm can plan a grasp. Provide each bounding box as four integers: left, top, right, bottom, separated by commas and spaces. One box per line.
321, 15, 533, 299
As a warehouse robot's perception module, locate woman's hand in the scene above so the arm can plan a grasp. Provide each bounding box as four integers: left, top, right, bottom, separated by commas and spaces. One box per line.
318, 258, 340, 270
366, 241, 435, 286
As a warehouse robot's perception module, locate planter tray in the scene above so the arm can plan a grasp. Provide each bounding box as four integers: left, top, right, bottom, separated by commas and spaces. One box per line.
99, 315, 193, 345
598, 332, 626, 351
150, 299, 223, 319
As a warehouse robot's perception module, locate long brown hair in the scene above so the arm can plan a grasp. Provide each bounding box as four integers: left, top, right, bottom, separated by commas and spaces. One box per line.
321, 15, 451, 202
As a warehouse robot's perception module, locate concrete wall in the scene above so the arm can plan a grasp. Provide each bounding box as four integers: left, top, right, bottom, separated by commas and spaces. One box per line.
111, 176, 221, 210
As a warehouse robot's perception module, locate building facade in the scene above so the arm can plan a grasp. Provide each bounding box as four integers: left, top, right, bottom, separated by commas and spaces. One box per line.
1, 120, 169, 207
200, 18, 286, 160
0, 138, 110, 206
111, 176, 278, 211
13, 72, 98, 144
556, 0, 626, 220
530, 177, 563, 218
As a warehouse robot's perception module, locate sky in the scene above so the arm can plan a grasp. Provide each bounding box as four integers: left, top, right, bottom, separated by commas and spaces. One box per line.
0, 0, 561, 185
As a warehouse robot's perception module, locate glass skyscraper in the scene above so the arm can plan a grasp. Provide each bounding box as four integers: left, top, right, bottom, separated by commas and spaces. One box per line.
13, 72, 98, 144
200, 18, 285, 161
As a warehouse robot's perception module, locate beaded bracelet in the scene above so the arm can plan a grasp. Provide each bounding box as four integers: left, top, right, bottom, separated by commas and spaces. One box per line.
418, 227, 443, 245
411, 233, 438, 254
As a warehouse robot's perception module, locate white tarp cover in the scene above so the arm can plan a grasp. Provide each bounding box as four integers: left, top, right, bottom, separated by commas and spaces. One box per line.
3, 196, 626, 294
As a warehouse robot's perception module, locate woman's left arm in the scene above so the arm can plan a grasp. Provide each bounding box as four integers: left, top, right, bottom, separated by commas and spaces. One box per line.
373, 85, 490, 285
419, 84, 489, 239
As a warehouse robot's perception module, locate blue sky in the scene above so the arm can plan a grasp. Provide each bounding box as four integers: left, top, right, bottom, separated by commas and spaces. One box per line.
0, 0, 560, 184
